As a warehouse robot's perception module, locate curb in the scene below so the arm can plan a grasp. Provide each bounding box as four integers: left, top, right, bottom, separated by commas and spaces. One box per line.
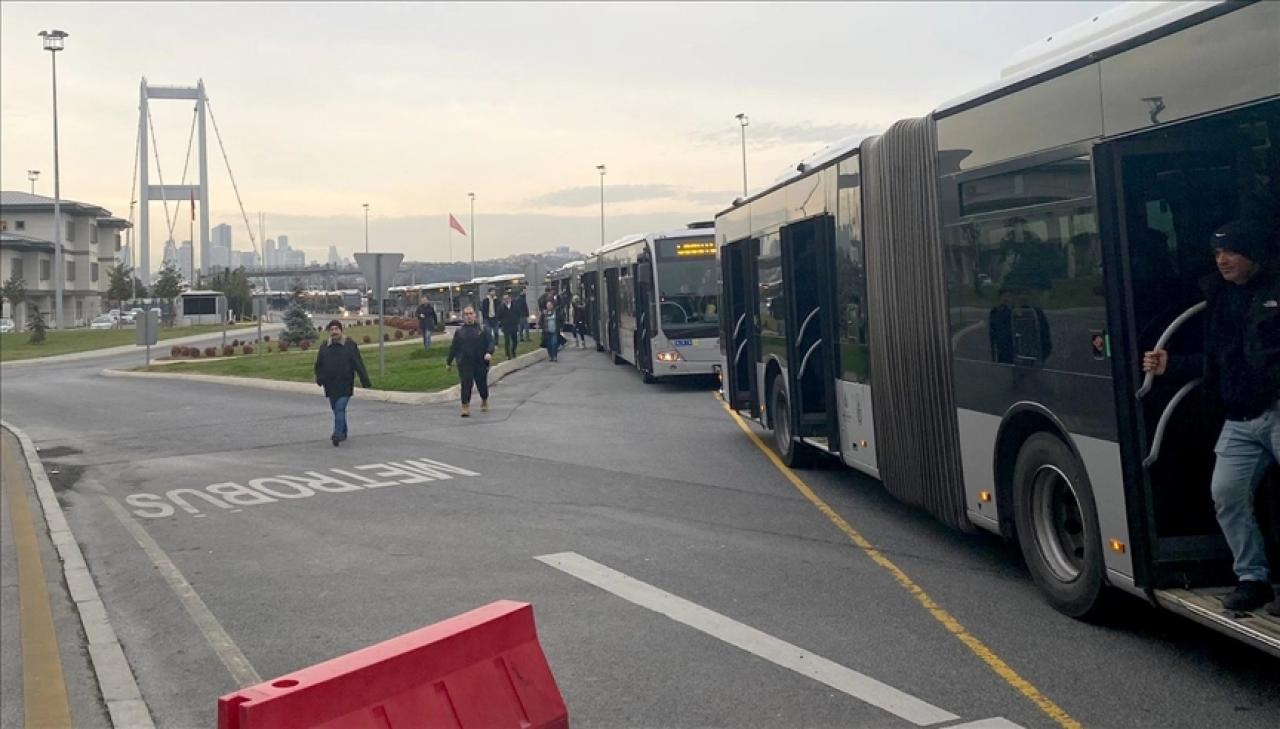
0, 324, 282, 369
100, 347, 551, 406
0, 419, 155, 729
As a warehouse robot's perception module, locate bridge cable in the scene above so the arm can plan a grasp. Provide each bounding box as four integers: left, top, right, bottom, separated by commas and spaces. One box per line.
205, 94, 270, 293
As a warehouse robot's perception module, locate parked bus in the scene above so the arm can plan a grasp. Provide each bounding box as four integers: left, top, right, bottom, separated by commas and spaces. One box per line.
592, 222, 721, 381
716, 0, 1278, 654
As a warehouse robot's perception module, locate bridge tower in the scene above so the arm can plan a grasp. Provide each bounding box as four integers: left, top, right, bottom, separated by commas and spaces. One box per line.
137, 78, 210, 286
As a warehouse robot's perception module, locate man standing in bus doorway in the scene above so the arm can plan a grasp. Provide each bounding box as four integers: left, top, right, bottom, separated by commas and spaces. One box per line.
480, 288, 502, 345
314, 320, 372, 447
415, 298, 438, 351
1144, 219, 1280, 614
499, 293, 521, 360
446, 306, 494, 416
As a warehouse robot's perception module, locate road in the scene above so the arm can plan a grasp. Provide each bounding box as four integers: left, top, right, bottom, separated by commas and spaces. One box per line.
1, 332, 1276, 728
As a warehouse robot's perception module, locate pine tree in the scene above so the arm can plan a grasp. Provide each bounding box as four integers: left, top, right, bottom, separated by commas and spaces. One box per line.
27, 306, 48, 344
153, 262, 185, 326
281, 302, 317, 346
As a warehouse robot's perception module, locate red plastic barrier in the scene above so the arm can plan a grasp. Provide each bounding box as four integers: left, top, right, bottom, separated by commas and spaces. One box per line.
217, 600, 568, 729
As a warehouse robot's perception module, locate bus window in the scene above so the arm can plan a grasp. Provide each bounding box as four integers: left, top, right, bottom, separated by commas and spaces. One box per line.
654, 238, 718, 339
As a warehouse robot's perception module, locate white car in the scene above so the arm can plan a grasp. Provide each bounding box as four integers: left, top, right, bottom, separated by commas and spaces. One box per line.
0, 317, 14, 333
89, 315, 117, 330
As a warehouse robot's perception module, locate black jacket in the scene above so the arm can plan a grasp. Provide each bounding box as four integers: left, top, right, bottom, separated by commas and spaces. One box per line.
498, 302, 522, 333
480, 296, 501, 322
1170, 270, 1280, 420
447, 323, 494, 367
514, 296, 529, 318
415, 303, 438, 332
314, 338, 371, 399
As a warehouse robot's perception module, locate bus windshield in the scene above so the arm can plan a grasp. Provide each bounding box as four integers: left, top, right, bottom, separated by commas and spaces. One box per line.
655, 238, 719, 339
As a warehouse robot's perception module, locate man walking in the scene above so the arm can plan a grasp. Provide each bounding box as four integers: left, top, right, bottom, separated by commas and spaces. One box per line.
1143, 219, 1279, 614
515, 289, 531, 342
499, 293, 522, 360
314, 320, 372, 446
538, 298, 562, 363
415, 299, 438, 350
480, 288, 502, 345
446, 306, 494, 417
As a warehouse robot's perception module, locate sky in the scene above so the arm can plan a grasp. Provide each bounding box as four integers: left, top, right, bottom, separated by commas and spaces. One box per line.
1, 1, 1123, 267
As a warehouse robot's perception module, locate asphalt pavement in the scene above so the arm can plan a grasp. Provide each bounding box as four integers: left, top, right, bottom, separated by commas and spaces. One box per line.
0, 331, 1275, 728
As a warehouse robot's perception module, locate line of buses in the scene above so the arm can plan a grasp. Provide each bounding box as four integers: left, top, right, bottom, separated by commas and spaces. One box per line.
553, 1, 1280, 655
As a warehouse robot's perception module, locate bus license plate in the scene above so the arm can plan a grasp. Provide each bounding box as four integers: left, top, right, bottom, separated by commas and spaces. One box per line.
673, 339, 692, 347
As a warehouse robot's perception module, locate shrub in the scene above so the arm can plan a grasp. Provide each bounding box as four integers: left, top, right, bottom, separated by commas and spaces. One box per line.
170, 346, 182, 358
204, 347, 217, 357
263, 335, 271, 342
278, 342, 290, 353
222, 345, 236, 357
242, 345, 254, 355
189, 348, 201, 358
300, 340, 311, 351
393, 329, 404, 340
383, 333, 391, 341
362, 335, 371, 344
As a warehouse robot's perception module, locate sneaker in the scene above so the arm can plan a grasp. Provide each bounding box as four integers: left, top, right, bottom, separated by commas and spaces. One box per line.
331, 435, 340, 447
481, 399, 489, 412
1220, 580, 1274, 611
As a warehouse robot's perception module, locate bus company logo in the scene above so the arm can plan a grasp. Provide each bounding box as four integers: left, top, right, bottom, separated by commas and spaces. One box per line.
124, 457, 479, 519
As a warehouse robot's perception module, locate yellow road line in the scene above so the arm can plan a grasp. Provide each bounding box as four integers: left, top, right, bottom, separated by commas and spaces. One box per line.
718, 397, 1081, 729
2, 435, 73, 729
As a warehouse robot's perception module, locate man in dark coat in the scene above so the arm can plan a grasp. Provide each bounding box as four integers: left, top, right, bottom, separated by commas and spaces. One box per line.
514, 290, 531, 342
415, 299, 438, 350
314, 320, 372, 446
446, 306, 495, 417
498, 293, 522, 359
1144, 219, 1280, 613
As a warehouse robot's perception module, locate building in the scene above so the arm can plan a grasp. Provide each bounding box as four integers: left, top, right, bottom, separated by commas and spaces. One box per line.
263, 238, 276, 267
327, 245, 340, 266
0, 191, 129, 329
208, 244, 233, 271
212, 222, 232, 247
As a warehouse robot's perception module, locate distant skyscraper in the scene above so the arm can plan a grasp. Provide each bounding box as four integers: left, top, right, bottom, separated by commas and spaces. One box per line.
277, 234, 290, 252
212, 223, 232, 248
327, 245, 340, 265
209, 245, 232, 271
263, 239, 276, 267
178, 240, 195, 282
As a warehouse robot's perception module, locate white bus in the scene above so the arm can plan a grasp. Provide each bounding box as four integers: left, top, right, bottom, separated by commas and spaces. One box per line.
591, 222, 721, 381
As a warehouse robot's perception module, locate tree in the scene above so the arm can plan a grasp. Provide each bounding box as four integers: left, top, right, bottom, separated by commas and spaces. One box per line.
207, 266, 254, 322
106, 262, 134, 325
1, 271, 26, 319
27, 307, 48, 344
280, 301, 317, 346
152, 262, 185, 326
132, 277, 149, 299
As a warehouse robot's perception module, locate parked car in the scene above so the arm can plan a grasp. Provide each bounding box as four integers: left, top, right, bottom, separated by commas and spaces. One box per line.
89, 315, 117, 330
0, 317, 14, 333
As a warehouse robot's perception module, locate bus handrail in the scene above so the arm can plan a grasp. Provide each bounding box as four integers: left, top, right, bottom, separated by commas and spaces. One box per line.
796, 307, 820, 347
797, 338, 822, 382
734, 338, 750, 366
1144, 378, 1201, 468
1136, 301, 1207, 399
732, 313, 747, 341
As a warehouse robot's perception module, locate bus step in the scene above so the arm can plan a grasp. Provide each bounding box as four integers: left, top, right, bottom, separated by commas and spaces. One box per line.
800, 437, 836, 454
1154, 587, 1280, 658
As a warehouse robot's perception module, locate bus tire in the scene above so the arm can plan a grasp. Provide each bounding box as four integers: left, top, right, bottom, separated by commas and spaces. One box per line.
1012, 433, 1109, 619
770, 383, 813, 469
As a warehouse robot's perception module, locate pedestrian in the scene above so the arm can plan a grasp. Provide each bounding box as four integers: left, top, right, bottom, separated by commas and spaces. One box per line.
480, 288, 502, 344
538, 298, 562, 362
446, 306, 494, 417
1143, 219, 1280, 614
499, 293, 522, 360
415, 299, 438, 351
514, 289, 531, 342
314, 320, 372, 447
572, 295, 588, 348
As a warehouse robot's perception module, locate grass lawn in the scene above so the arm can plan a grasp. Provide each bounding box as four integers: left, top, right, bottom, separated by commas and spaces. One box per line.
0, 323, 259, 363
140, 336, 545, 393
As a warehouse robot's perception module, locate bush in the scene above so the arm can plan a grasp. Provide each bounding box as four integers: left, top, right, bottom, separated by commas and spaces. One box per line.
170, 346, 182, 358
278, 342, 290, 353
393, 329, 404, 340
204, 347, 217, 357
362, 335, 371, 344
300, 340, 311, 351
189, 348, 201, 358
383, 333, 391, 341
242, 345, 254, 355
222, 345, 236, 357
263, 335, 271, 342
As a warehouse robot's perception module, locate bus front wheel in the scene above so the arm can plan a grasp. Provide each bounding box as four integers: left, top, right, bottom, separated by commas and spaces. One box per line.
770, 384, 813, 469
1012, 433, 1109, 619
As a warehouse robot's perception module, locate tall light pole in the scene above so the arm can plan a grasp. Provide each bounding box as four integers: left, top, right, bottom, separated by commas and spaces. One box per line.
735, 113, 749, 198
362, 203, 370, 253
468, 192, 476, 280
27, 170, 40, 195
40, 30, 68, 329
595, 165, 606, 248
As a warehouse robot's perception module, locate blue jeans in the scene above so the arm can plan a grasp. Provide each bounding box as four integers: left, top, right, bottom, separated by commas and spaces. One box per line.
519, 320, 530, 341
543, 331, 560, 361
421, 328, 432, 350
329, 396, 350, 438
485, 320, 501, 345
1211, 401, 1280, 583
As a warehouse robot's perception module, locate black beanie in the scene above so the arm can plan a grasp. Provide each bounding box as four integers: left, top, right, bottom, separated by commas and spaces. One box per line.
1212, 219, 1273, 265
326, 319, 343, 331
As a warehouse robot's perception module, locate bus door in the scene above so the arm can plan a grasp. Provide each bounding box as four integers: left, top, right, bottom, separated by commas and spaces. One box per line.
1095, 101, 1279, 594
605, 267, 622, 355
582, 271, 600, 344
722, 238, 760, 417
780, 215, 841, 447
634, 255, 654, 373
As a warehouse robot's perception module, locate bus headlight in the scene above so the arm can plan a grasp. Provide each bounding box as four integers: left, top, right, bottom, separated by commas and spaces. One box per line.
656, 350, 683, 362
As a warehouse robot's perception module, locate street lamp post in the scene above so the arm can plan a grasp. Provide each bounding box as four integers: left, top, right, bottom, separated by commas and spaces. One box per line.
40, 29, 67, 329
595, 165, 606, 248
27, 170, 40, 195
362, 203, 370, 253
468, 192, 476, 281
735, 113, 749, 198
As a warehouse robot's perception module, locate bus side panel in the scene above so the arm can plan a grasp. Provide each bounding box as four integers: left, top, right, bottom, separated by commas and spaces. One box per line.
836, 381, 878, 476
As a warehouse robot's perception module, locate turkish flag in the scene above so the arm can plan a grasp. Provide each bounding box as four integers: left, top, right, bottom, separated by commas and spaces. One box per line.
449, 213, 467, 237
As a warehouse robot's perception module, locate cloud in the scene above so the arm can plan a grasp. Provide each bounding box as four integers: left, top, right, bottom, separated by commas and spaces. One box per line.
527, 184, 682, 208
691, 120, 883, 148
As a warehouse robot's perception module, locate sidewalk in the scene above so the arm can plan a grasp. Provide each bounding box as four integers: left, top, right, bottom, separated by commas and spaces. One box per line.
0, 323, 284, 368
0, 426, 151, 729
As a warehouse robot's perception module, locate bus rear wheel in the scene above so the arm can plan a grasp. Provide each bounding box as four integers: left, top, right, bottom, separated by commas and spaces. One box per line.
1012, 433, 1109, 619
770, 384, 813, 469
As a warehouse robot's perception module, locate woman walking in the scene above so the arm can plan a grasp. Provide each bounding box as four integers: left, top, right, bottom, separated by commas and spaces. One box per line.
538, 299, 562, 362
314, 320, 372, 446
446, 306, 494, 417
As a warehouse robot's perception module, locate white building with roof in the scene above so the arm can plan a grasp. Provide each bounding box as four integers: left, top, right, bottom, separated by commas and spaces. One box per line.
0, 191, 129, 329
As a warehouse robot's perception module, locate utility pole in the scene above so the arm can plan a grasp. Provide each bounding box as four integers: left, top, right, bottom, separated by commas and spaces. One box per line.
596, 165, 606, 248
735, 113, 749, 198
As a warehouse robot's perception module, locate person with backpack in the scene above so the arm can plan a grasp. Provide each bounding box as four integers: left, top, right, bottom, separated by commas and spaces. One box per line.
314, 320, 372, 446
446, 306, 494, 417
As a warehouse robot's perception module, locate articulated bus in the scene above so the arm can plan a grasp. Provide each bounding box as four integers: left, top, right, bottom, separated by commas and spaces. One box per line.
716, 0, 1278, 653
592, 222, 721, 381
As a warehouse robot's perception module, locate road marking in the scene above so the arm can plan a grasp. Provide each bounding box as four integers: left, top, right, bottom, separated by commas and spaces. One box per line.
717, 396, 1081, 729
536, 551, 959, 726
2, 436, 74, 729
943, 719, 1026, 729
97, 488, 262, 687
